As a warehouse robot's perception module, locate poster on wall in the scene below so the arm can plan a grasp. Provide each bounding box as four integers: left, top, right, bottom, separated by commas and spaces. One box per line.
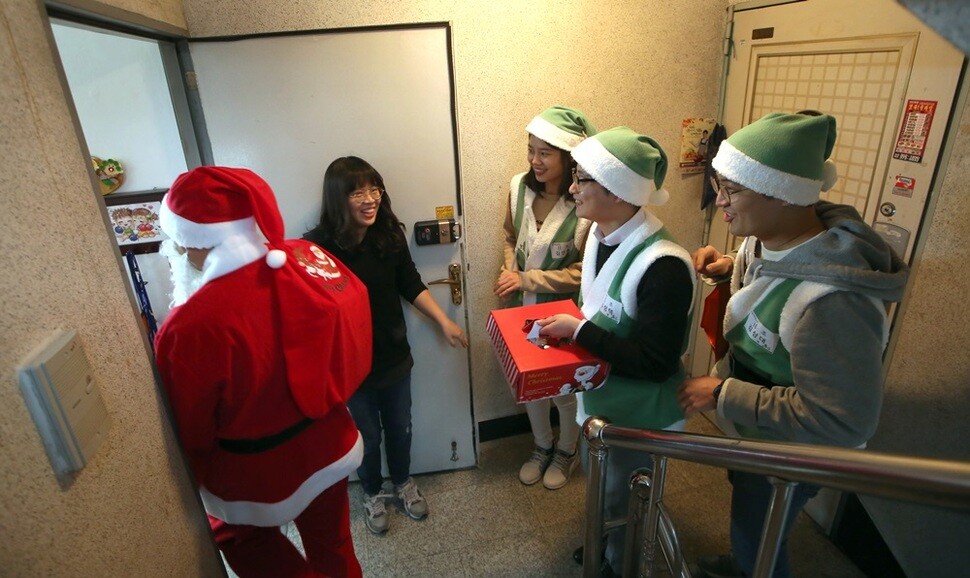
892, 100, 937, 163
679, 117, 716, 174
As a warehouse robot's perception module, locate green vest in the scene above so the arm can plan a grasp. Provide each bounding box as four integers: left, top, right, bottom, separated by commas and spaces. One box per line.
725, 277, 800, 440
510, 175, 582, 306
579, 228, 690, 429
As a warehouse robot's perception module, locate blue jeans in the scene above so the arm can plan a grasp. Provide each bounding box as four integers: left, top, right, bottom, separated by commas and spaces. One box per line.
346, 374, 412, 496
729, 470, 820, 578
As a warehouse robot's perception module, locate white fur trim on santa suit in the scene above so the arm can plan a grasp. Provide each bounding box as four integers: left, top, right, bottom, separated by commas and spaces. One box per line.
526, 117, 586, 151
198, 229, 268, 287
571, 137, 668, 207
200, 433, 363, 527
712, 141, 823, 206
160, 193, 259, 249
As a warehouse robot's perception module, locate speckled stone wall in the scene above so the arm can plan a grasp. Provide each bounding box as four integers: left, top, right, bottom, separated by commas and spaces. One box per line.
899, 0, 970, 55
182, 0, 729, 421
0, 0, 220, 576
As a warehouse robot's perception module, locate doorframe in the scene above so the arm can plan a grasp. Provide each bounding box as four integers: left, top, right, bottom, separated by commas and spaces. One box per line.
39, 0, 222, 569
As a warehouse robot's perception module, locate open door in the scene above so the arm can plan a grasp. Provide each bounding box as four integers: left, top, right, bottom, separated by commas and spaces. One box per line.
690, 0, 964, 381
185, 24, 476, 474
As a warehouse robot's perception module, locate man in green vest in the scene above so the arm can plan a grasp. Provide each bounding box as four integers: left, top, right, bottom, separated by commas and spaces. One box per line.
537, 126, 695, 576
679, 111, 910, 578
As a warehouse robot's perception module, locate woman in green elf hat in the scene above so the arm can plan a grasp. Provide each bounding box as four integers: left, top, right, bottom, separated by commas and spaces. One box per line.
537, 126, 695, 575
494, 105, 596, 491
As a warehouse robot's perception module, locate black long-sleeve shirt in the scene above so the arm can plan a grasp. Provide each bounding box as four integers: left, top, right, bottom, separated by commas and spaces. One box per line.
575, 246, 693, 382
304, 226, 426, 389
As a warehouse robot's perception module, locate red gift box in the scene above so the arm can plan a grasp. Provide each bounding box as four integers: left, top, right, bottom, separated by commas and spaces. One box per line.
487, 300, 610, 403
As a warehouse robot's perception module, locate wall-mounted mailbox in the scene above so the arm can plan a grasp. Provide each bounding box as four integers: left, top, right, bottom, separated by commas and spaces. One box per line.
18, 330, 112, 478
415, 219, 460, 246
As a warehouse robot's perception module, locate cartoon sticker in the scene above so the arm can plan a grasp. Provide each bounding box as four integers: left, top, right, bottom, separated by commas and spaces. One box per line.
891, 175, 916, 198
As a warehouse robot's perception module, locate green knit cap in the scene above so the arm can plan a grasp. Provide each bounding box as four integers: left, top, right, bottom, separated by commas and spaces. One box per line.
712, 111, 838, 205
526, 106, 597, 151
570, 126, 669, 206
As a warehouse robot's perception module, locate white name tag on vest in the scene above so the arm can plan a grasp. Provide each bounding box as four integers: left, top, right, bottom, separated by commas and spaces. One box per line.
745, 312, 779, 353
600, 296, 623, 323
550, 241, 570, 260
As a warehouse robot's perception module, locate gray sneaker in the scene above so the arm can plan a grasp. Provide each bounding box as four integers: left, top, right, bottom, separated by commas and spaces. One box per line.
542, 449, 578, 490
395, 477, 428, 520
363, 492, 390, 534
519, 445, 554, 485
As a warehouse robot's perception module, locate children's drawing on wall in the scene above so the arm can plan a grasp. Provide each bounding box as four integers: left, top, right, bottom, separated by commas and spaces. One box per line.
109, 202, 165, 245
678, 117, 716, 174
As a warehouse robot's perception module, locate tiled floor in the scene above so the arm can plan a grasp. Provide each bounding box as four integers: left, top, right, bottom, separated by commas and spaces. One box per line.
231, 414, 865, 577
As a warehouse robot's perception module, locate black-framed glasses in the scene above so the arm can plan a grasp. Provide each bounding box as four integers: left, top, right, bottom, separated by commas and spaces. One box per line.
709, 175, 750, 201
348, 186, 383, 202
571, 167, 596, 188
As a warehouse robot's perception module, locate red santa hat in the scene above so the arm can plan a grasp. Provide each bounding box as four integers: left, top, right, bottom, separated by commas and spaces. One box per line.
160, 166, 288, 268
159, 166, 372, 418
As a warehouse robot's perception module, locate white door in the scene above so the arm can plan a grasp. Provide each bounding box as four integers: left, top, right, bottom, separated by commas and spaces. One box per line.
689, 0, 964, 380
188, 26, 476, 473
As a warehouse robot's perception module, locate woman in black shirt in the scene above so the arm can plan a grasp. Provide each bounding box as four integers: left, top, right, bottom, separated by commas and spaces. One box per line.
304, 156, 467, 536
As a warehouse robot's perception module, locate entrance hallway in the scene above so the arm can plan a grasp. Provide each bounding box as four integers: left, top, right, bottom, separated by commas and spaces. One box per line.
230, 415, 865, 577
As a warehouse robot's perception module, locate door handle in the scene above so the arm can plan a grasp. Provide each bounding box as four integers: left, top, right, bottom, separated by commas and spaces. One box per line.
428, 263, 462, 305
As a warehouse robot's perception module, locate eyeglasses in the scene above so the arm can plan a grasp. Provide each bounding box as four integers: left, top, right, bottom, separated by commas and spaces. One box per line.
348, 186, 383, 202
571, 168, 596, 188
709, 175, 751, 202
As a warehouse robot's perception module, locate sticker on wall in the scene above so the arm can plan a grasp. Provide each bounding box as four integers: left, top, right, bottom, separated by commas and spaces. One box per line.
436, 205, 455, 220
892, 100, 937, 164
891, 175, 916, 198
91, 156, 125, 195
679, 118, 716, 174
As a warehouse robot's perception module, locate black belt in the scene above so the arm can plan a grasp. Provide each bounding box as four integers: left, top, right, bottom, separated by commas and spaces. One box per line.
217, 417, 315, 454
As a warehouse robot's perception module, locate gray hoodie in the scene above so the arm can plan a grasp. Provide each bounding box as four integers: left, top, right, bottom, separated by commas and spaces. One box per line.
717, 202, 910, 447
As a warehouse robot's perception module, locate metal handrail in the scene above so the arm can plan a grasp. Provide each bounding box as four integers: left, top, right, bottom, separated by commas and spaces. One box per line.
582, 416, 970, 578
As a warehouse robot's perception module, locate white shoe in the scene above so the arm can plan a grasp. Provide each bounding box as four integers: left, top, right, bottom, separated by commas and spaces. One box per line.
542, 450, 578, 490
519, 446, 554, 485
395, 477, 428, 520
363, 492, 390, 534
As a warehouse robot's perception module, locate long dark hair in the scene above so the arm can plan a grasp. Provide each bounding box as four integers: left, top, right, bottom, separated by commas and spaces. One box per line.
317, 156, 406, 255
522, 139, 575, 198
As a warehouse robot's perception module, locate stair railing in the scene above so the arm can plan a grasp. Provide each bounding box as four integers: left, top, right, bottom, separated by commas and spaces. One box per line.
582, 416, 970, 578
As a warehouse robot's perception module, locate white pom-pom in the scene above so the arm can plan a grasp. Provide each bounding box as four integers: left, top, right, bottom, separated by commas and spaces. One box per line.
648, 188, 670, 206
821, 159, 838, 192
266, 249, 286, 269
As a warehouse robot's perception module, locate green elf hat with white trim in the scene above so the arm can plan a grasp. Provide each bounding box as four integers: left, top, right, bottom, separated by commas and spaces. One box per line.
712, 111, 838, 206
526, 105, 597, 151
570, 126, 670, 207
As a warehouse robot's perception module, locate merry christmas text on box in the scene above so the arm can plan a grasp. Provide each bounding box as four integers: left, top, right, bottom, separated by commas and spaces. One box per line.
487, 300, 609, 403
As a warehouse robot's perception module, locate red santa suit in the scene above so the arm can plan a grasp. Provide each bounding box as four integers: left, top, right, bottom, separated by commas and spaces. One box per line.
154, 167, 372, 578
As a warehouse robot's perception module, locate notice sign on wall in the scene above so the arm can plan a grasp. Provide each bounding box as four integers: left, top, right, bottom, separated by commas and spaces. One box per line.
892, 100, 937, 163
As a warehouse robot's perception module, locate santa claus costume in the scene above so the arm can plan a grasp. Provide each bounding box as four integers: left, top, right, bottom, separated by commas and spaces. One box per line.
154, 166, 372, 577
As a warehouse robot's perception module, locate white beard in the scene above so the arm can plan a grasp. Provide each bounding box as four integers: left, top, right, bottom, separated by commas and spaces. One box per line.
160, 240, 204, 307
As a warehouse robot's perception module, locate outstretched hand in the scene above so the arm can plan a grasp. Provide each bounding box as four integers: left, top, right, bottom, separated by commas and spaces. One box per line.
693, 245, 733, 277
678, 376, 721, 415
441, 319, 469, 348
